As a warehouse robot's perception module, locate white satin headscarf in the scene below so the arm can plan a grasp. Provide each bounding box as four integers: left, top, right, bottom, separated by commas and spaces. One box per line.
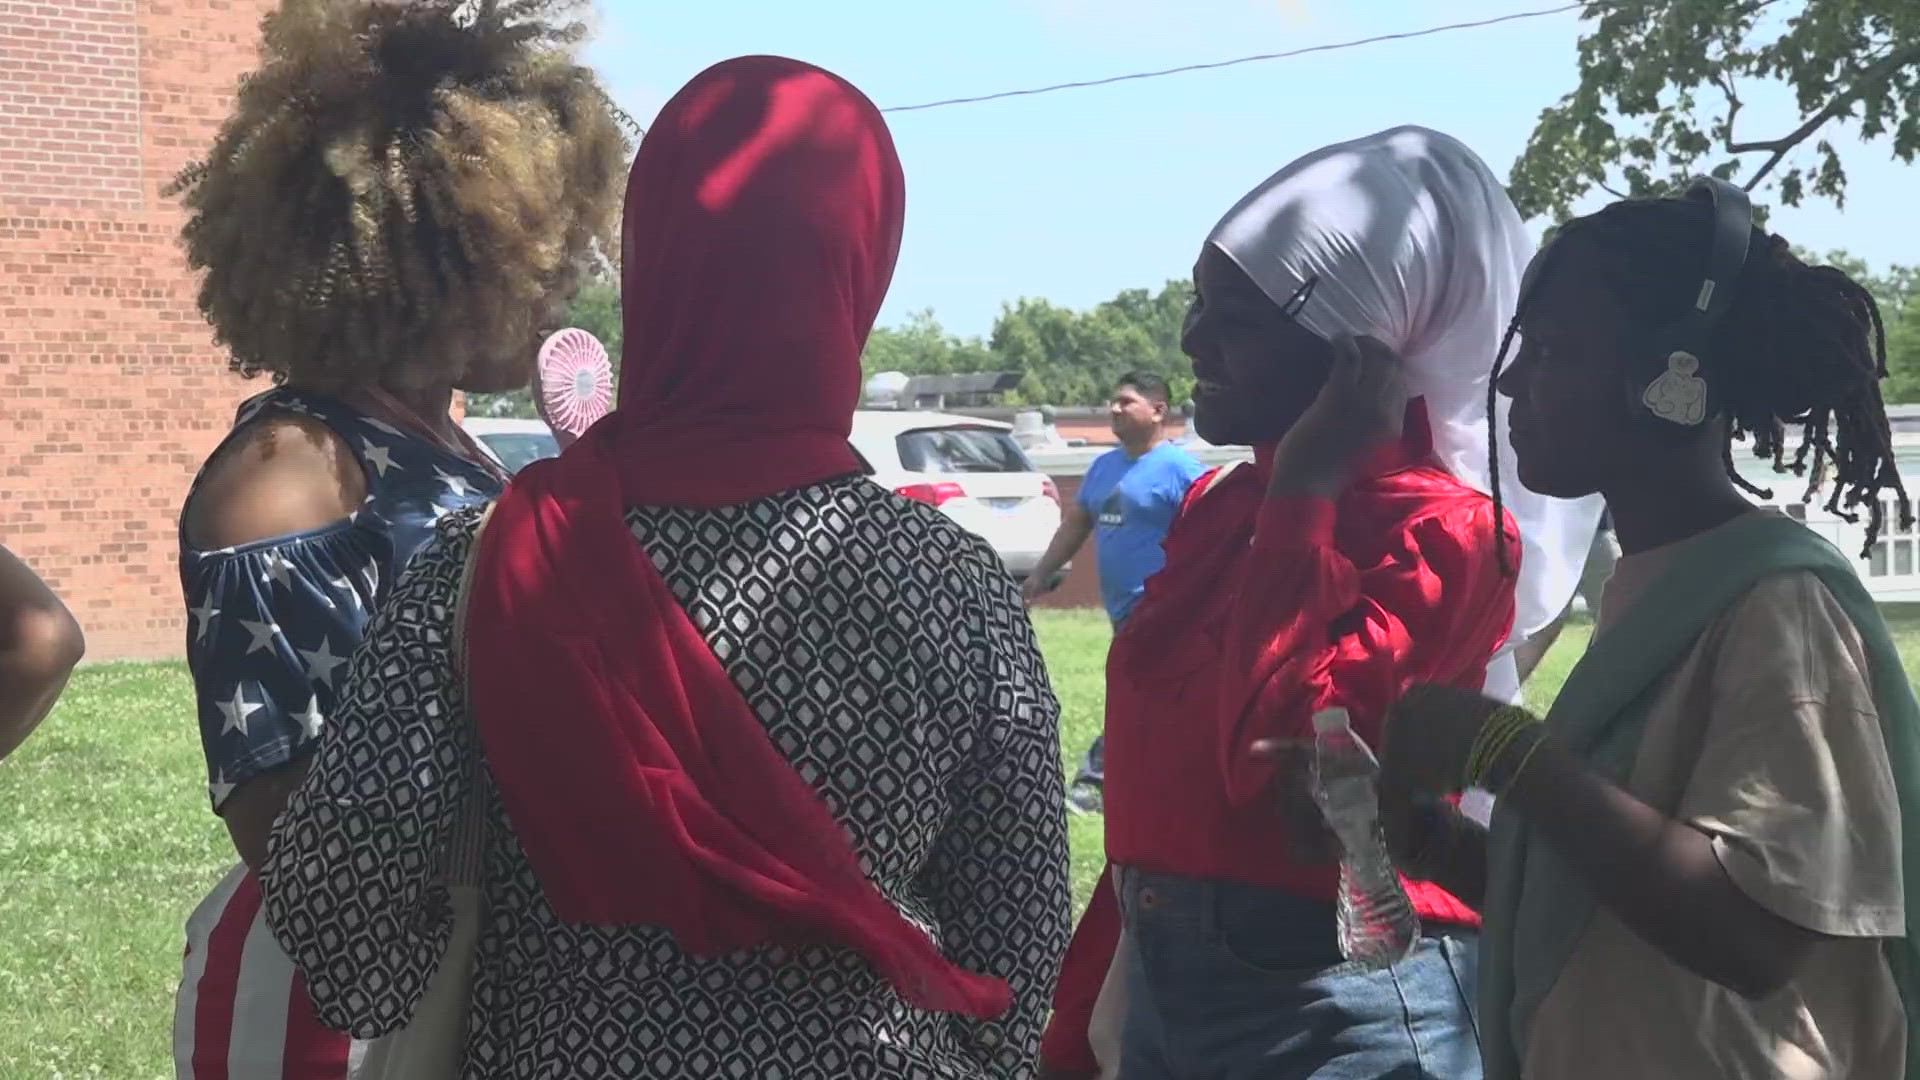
1206, 126, 1605, 702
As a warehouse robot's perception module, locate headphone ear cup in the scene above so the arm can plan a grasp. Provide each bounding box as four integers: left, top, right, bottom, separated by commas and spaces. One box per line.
1643, 349, 1709, 427
1631, 337, 1716, 442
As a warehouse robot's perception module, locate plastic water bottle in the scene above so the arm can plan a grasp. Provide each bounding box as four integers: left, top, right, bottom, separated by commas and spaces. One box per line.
1310, 707, 1420, 968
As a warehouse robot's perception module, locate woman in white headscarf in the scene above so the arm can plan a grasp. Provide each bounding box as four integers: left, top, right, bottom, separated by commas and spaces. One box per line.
1037, 126, 1599, 1080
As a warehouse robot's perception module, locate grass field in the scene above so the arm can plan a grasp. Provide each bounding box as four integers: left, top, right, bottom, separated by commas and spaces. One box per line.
3, 606, 1913, 1077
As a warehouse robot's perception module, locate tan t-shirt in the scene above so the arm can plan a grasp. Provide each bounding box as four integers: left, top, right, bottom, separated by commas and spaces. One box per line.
1524, 513, 1907, 1080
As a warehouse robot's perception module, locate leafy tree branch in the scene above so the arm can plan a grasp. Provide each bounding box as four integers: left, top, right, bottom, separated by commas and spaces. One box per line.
1510, 0, 1920, 219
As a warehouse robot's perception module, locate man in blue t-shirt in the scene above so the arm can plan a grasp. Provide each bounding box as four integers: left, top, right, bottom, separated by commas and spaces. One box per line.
1024, 371, 1207, 813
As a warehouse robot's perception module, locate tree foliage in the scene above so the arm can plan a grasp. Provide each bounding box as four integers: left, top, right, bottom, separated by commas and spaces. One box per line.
1848, 256, 1920, 404
470, 256, 1920, 421
863, 310, 997, 379
865, 280, 1195, 407
1792, 248, 1920, 401
1510, 0, 1920, 220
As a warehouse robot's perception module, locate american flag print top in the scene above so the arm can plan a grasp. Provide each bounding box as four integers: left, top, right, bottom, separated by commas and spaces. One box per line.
171, 387, 504, 1080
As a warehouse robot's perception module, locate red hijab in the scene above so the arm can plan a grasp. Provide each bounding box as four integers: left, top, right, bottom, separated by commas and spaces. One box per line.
464, 56, 1009, 1019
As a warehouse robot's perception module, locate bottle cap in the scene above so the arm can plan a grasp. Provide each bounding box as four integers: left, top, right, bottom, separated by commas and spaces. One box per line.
1311, 707, 1351, 735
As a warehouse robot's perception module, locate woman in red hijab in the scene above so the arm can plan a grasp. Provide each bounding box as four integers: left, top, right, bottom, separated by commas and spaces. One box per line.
259, 56, 1073, 1079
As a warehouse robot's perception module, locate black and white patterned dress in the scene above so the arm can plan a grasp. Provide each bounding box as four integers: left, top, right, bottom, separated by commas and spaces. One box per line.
259, 476, 1073, 1079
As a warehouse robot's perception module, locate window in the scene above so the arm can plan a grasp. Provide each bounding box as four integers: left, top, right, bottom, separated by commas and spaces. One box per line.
1865, 496, 1916, 579
477, 433, 559, 475
895, 427, 1033, 474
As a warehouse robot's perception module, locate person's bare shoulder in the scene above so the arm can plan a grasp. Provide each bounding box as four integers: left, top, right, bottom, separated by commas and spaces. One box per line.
183, 413, 368, 551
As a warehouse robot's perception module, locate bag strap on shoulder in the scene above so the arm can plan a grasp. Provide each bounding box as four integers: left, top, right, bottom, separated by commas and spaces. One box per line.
444, 505, 497, 887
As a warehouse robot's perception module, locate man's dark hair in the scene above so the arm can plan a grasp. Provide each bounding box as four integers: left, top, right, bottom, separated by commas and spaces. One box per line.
1487, 196, 1908, 562
1116, 371, 1172, 405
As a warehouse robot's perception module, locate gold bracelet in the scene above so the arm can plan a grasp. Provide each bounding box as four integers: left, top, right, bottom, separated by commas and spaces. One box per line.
1491, 727, 1549, 797
1468, 722, 1521, 791
1481, 713, 1540, 788
1465, 706, 1541, 791
1461, 712, 1506, 788
1462, 709, 1519, 789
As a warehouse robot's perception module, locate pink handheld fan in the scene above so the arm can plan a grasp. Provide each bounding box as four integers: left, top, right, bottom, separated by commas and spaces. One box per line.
536, 328, 614, 447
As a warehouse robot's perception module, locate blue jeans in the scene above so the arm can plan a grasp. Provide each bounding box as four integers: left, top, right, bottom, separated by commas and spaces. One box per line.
1115, 868, 1482, 1080
1076, 735, 1106, 786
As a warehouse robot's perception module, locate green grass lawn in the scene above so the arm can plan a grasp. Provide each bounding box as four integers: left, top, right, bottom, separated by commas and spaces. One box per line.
4, 607, 1916, 1076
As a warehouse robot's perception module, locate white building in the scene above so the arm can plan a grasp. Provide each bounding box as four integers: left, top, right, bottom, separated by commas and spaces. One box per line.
1737, 405, 1920, 602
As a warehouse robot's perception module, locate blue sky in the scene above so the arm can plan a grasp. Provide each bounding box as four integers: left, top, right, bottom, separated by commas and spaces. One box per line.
586, 0, 1915, 337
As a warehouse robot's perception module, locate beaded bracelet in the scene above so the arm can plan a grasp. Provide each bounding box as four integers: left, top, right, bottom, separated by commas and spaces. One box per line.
1486, 726, 1549, 796
1474, 711, 1539, 790
1463, 705, 1541, 792
1461, 708, 1520, 788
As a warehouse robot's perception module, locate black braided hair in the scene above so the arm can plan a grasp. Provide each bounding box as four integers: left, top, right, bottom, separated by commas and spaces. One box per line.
1487, 196, 1909, 561
1487, 317, 1524, 575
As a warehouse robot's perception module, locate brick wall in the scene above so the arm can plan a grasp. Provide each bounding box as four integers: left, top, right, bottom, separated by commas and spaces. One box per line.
0, 0, 277, 660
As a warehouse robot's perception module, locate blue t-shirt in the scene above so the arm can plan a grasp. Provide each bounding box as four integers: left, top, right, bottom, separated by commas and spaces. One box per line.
1079, 442, 1208, 624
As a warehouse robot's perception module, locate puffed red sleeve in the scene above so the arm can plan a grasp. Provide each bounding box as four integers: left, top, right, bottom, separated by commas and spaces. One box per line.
1038, 863, 1119, 1074
1218, 494, 1518, 805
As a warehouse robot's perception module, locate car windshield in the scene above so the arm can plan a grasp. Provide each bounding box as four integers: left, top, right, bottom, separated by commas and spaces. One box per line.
477, 432, 559, 475
895, 427, 1032, 473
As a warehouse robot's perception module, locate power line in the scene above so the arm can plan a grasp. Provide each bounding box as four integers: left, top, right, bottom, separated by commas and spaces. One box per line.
880, 3, 1586, 114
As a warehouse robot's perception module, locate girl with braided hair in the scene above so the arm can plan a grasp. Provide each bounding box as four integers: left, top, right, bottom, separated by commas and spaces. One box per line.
1381, 192, 1919, 1080
167, 2, 626, 1074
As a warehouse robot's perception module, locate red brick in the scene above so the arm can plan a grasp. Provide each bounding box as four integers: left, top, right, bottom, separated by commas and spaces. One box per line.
0, 0, 277, 659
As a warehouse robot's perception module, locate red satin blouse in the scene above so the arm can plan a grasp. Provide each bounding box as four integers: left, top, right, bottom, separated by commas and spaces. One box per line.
1041, 404, 1519, 1072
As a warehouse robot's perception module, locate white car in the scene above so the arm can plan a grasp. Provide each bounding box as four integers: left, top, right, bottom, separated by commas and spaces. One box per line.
849, 410, 1063, 582
460, 411, 1064, 582
461, 417, 559, 475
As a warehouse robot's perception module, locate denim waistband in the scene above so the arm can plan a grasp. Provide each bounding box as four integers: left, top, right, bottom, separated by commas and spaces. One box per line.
1114, 865, 1476, 939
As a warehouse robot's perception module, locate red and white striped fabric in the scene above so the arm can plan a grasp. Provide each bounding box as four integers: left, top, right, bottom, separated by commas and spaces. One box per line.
174, 864, 366, 1079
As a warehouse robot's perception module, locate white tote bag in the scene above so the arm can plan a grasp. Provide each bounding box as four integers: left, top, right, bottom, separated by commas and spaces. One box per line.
1087, 928, 1129, 1080
357, 508, 495, 1080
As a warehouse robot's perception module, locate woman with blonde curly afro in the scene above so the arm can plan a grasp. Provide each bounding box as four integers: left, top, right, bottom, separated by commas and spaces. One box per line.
167, 2, 627, 1075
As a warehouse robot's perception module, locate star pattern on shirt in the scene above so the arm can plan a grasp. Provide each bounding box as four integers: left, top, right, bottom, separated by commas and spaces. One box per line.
238, 619, 279, 655
219, 684, 262, 736
434, 467, 472, 499
326, 573, 364, 612
188, 596, 221, 644
263, 551, 296, 590
361, 438, 398, 478
186, 386, 507, 815
296, 695, 327, 741
300, 637, 348, 687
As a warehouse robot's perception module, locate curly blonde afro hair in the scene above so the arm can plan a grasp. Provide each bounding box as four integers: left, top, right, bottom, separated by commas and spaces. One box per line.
170, 0, 633, 391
